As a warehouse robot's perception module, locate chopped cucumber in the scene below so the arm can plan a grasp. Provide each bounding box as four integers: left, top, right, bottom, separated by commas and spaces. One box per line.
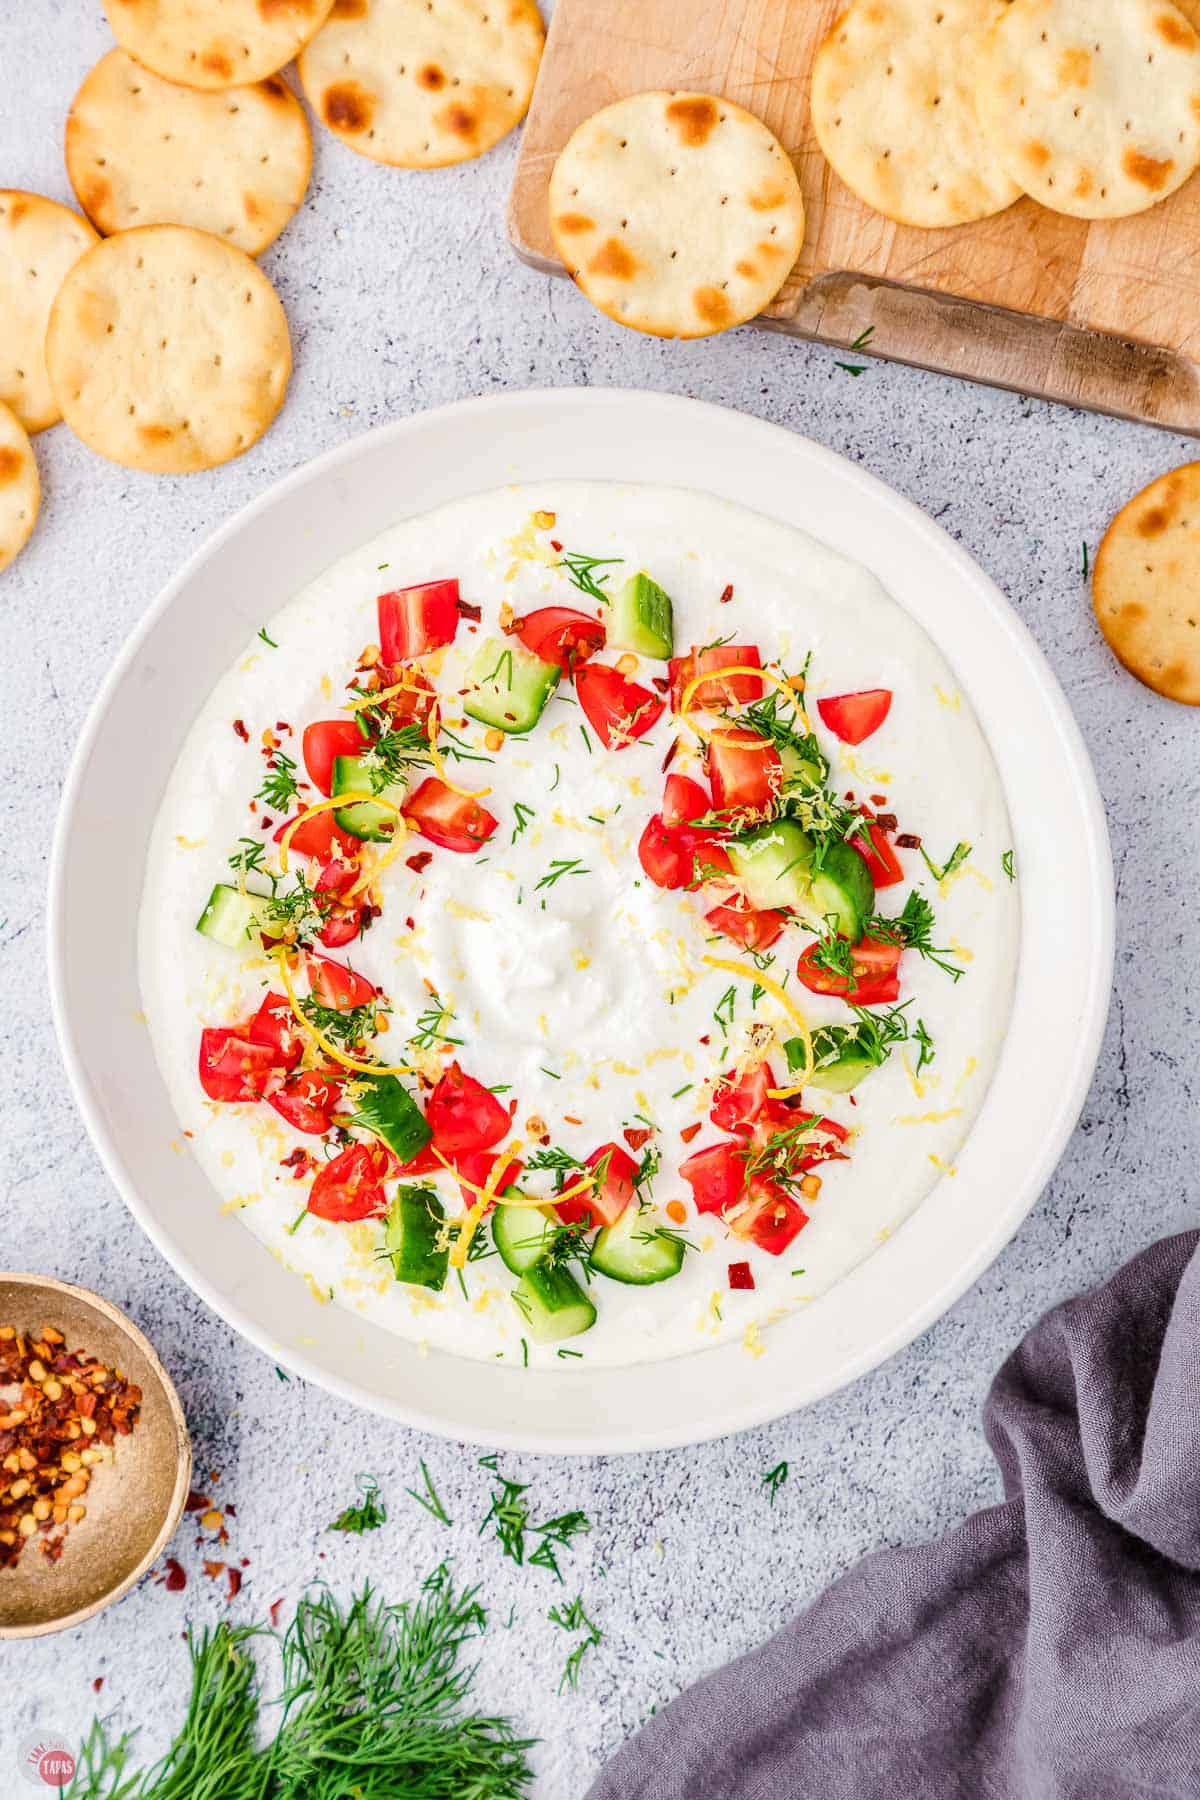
196, 883, 266, 949
809, 840, 874, 941
463, 638, 560, 734
385, 1185, 447, 1291
331, 753, 407, 842
512, 1260, 596, 1345
727, 821, 814, 913
790, 1026, 879, 1094
492, 1196, 558, 1275
346, 1075, 432, 1164
778, 742, 826, 790
591, 1205, 685, 1286
608, 571, 674, 660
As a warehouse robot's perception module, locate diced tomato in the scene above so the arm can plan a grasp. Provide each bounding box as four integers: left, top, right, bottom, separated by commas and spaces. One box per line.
247, 992, 302, 1070
638, 815, 695, 890
853, 818, 905, 888
317, 906, 363, 949
817, 688, 892, 745
796, 936, 902, 1005
198, 1028, 278, 1102
512, 606, 605, 672
313, 857, 357, 901
301, 719, 366, 797
307, 953, 377, 1010
575, 664, 664, 750
456, 1148, 526, 1205
707, 729, 782, 814
689, 836, 735, 886
396, 1140, 442, 1177
377, 580, 460, 664
669, 645, 764, 711
735, 1187, 809, 1255
268, 1070, 343, 1136
555, 1143, 637, 1228
374, 667, 437, 725
704, 901, 788, 952
403, 777, 497, 854
679, 1140, 746, 1216
728, 1260, 755, 1290
710, 1062, 775, 1135
274, 808, 360, 863
307, 1142, 396, 1222
798, 1115, 850, 1172
661, 773, 710, 829
426, 1062, 511, 1155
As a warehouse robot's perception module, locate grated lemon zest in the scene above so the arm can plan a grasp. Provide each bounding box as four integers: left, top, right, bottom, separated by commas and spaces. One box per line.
679, 663, 808, 745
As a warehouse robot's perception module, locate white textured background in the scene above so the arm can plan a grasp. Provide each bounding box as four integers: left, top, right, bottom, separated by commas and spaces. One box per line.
3, 5, 1199, 1794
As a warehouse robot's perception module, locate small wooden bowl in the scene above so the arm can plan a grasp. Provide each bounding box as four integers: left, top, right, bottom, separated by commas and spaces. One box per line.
0, 1274, 191, 1638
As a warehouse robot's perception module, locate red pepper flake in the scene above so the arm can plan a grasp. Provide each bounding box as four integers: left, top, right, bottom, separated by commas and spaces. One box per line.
405, 916, 416, 932
259, 815, 274, 831
232, 718, 250, 742
184, 1490, 210, 1513
651, 676, 670, 694
845, 791, 855, 803
269, 1597, 285, 1629
680, 1121, 703, 1144
456, 600, 483, 622
623, 1127, 653, 1151
92, 1677, 105, 1693
563, 1115, 582, 1126
660, 737, 680, 772
896, 832, 922, 849
227, 1568, 242, 1601
406, 851, 433, 875
875, 813, 898, 833
870, 793, 887, 807
275, 720, 292, 734
719, 584, 734, 604
728, 1261, 755, 1290
203, 1559, 225, 1580
163, 1557, 187, 1592
550, 539, 563, 553
225, 1503, 237, 1518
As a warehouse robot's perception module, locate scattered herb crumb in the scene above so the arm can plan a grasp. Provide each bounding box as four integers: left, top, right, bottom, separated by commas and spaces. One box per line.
404, 1459, 452, 1527
1002, 848, 1015, 882
257, 626, 278, 648
761, 1461, 789, 1506
1081, 541, 1090, 581
329, 1473, 387, 1535
548, 1595, 603, 1693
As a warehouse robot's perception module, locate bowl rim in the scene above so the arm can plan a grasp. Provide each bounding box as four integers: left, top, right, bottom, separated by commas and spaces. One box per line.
47, 387, 1114, 1454
0, 1273, 191, 1638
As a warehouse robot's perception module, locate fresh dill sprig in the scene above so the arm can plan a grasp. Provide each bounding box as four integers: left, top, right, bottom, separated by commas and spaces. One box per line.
761, 1460, 789, 1506
410, 989, 462, 1051
229, 836, 270, 878
919, 840, 972, 883
713, 984, 737, 1035
524, 1144, 585, 1179
404, 1460, 452, 1527
301, 995, 382, 1047
478, 1458, 590, 1582
547, 1595, 602, 1692
1002, 848, 1015, 882
256, 749, 302, 813
849, 326, 875, 351
557, 549, 623, 605
510, 801, 536, 844
258, 626, 279, 649
329, 1473, 387, 1534
535, 857, 589, 892
865, 890, 965, 982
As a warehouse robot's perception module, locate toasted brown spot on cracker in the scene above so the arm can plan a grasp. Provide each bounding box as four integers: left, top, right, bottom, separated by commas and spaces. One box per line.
1156, 10, 1196, 48
694, 285, 733, 327
331, 0, 368, 13
1138, 505, 1172, 536
1073, 170, 1094, 198
6, 197, 29, 226
735, 259, 757, 278
587, 237, 638, 280
748, 186, 786, 212
261, 76, 290, 101
0, 447, 22, 486
1123, 146, 1174, 190
555, 212, 594, 234
83, 177, 113, 218
323, 80, 373, 133
666, 96, 719, 146
418, 63, 446, 90
1024, 139, 1052, 169
439, 103, 479, 139
201, 50, 234, 80
138, 422, 175, 445
1056, 46, 1091, 86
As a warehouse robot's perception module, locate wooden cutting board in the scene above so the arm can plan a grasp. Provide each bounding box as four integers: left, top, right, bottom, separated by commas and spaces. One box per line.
509, 0, 1200, 433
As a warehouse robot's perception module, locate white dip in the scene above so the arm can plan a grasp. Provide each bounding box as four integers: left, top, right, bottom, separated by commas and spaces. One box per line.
139, 482, 1019, 1368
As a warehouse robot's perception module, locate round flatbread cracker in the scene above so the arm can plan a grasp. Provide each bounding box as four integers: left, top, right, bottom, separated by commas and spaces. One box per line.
811, 0, 1021, 229
66, 51, 311, 257
298, 0, 544, 168
975, 0, 1200, 219
0, 192, 98, 435
103, 0, 335, 90
1093, 464, 1200, 705
0, 403, 40, 575
45, 225, 291, 474
548, 92, 805, 340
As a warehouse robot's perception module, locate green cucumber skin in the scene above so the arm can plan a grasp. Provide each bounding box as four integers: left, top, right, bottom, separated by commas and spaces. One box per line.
347, 1075, 432, 1164
513, 1261, 597, 1344
787, 1029, 880, 1095
195, 883, 265, 949
385, 1186, 448, 1291
590, 1207, 684, 1286
609, 572, 674, 660
491, 1196, 557, 1274
809, 840, 875, 941
728, 821, 814, 913
463, 639, 560, 734
331, 754, 406, 842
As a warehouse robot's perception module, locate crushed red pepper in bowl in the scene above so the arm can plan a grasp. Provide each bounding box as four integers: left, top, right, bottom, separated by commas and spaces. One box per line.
0, 1323, 142, 1570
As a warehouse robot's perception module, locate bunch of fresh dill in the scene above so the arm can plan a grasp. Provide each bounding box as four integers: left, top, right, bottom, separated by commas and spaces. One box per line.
64, 1569, 535, 1800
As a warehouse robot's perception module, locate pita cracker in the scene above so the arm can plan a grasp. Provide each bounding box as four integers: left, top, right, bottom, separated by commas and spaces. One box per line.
1093, 463, 1200, 705
0, 403, 40, 575
103, 0, 335, 90
0, 191, 98, 434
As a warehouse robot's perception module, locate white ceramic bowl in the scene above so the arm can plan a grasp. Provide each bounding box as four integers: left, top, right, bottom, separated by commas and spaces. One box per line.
48, 389, 1113, 1453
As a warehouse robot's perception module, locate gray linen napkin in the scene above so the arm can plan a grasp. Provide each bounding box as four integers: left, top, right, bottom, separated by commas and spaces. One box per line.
588, 1230, 1200, 1800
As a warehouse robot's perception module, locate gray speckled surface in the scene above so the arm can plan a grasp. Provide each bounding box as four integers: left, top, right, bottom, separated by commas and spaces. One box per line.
4, 5, 1199, 1794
